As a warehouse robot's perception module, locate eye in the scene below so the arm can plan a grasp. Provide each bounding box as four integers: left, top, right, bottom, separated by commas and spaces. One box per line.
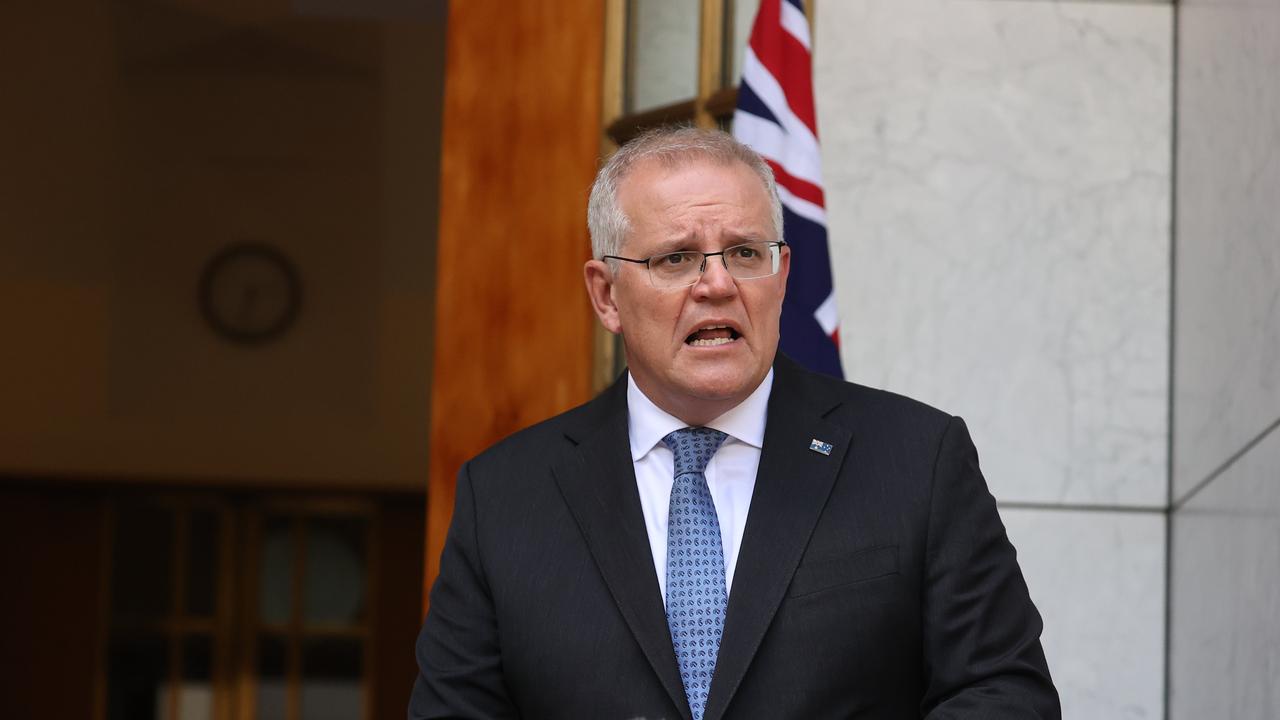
656, 252, 692, 266
730, 245, 758, 259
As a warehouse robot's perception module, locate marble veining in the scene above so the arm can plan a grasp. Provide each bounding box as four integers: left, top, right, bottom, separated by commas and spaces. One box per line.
1173, 0, 1280, 499
1003, 508, 1166, 720
1170, 424, 1280, 719
814, 0, 1172, 506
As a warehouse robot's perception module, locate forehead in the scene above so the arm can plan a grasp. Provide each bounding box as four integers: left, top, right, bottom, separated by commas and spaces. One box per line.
617, 157, 773, 242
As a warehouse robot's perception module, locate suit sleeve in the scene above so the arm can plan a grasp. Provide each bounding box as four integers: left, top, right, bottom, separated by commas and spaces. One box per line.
919, 417, 1061, 719
408, 461, 518, 720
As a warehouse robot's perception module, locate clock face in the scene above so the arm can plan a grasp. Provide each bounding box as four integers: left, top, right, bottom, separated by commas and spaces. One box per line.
199, 243, 302, 345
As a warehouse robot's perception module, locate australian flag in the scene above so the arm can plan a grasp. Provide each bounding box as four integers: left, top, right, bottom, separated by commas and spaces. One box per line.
734, 0, 843, 378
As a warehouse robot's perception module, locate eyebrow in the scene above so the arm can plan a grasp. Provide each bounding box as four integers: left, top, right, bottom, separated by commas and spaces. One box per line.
643, 236, 697, 256
644, 232, 768, 256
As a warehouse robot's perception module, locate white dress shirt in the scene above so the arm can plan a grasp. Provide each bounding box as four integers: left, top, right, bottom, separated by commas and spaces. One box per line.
626, 369, 773, 604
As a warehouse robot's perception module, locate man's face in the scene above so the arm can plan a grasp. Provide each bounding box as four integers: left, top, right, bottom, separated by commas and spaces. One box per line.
584, 157, 790, 424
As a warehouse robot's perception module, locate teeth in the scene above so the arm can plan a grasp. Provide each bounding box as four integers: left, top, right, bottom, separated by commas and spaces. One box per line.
689, 337, 735, 347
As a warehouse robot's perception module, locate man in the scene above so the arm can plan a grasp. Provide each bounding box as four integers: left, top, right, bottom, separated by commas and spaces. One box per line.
410, 128, 1059, 719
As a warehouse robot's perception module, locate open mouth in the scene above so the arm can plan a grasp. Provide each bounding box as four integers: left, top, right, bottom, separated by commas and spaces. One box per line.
685, 324, 741, 347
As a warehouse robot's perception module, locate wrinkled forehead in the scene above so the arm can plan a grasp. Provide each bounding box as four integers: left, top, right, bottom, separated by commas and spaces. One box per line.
618, 157, 775, 253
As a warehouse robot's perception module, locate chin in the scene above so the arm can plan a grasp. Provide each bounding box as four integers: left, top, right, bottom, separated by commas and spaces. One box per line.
678, 365, 759, 402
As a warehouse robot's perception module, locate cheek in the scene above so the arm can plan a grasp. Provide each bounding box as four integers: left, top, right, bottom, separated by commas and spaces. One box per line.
744, 288, 785, 329
643, 296, 685, 337
618, 293, 681, 343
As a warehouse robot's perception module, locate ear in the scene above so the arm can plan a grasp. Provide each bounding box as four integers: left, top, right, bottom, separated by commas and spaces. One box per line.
584, 259, 623, 334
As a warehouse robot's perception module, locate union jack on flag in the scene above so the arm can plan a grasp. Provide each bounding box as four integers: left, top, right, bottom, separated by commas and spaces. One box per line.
734, 0, 843, 378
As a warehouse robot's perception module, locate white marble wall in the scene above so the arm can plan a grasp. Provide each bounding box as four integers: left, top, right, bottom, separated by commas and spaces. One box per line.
813, 2, 1174, 717
1170, 426, 1280, 720
1172, 0, 1280, 501
1171, 0, 1280, 716
1004, 509, 1166, 720
816, 0, 1172, 508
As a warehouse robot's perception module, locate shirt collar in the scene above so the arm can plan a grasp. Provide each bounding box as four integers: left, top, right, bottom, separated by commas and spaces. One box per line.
626, 368, 774, 461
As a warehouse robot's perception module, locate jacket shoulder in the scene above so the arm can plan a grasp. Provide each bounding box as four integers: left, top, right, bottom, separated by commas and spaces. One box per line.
844, 381, 954, 431
781, 358, 955, 434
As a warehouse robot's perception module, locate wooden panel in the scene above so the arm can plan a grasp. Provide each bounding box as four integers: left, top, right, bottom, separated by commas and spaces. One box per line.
695, 0, 726, 128
425, 1, 604, 605
605, 98, 700, 146
595, 0, 627, 393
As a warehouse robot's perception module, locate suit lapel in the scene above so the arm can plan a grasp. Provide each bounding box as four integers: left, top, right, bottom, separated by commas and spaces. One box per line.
551, 378, 692, 720
704, 358, 852, 720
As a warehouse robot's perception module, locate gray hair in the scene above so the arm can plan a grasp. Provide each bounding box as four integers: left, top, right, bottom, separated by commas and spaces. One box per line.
587, 126, 784, 260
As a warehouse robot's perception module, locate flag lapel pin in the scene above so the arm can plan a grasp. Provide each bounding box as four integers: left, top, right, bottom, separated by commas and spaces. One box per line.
809, 439, 833, 456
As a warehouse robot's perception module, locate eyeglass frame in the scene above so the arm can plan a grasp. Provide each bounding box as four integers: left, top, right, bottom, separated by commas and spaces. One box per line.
602, 240, 788, 289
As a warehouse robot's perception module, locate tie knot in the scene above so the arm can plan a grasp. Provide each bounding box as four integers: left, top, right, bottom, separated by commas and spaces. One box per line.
663, 427, 728, 477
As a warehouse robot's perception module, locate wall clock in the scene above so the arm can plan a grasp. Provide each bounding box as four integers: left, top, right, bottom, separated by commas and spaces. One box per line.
198, 242, 302, 345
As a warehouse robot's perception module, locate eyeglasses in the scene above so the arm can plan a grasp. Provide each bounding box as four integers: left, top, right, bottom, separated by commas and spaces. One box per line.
603, 240, 787, 289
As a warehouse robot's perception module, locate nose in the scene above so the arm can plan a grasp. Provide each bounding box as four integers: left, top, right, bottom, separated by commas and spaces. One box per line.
691, 254, 738, 300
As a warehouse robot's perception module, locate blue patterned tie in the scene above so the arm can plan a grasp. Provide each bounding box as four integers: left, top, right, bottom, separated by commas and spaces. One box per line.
663, 427, 729, 720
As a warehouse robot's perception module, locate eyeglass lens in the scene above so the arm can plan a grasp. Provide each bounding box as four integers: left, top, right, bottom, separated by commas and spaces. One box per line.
648, 242, 781, 288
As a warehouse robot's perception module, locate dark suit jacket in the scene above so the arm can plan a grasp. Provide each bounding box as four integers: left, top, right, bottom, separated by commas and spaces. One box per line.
410, 355, 1059, 719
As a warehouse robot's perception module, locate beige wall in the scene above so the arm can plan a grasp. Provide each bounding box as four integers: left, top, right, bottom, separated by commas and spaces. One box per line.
0, 2, 445, 490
